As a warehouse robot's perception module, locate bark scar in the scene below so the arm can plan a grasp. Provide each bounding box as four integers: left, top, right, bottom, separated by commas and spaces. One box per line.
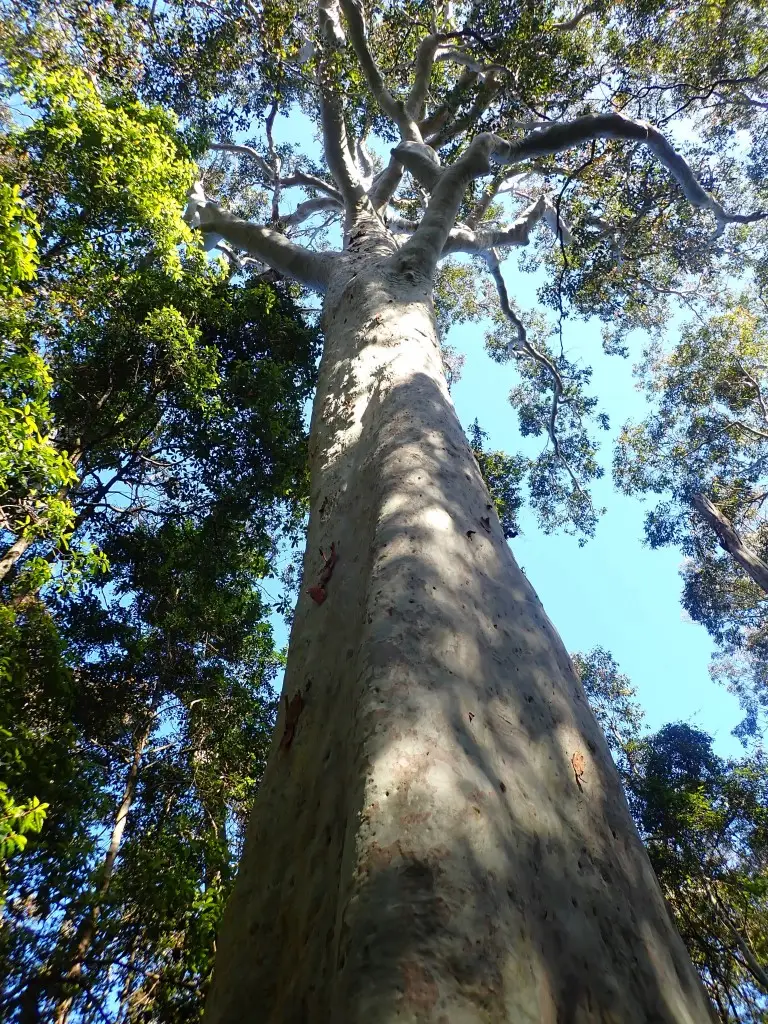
308, 541, 338, 605
280, 691, 305, 750
571, 751, 586, 791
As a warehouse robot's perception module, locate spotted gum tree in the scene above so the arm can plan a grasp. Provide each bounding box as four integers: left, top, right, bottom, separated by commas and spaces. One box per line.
187, 2, 768, 1020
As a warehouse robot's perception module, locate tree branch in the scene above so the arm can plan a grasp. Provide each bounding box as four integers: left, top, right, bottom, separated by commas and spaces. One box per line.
338, 0, 422, 142
186, 183, 335, 291
692, 493, 768, 594
210, 142, 274, 180
488, 112, 766, 237
281, 196, 343, 227
441, 196, 548, 254
279, 172, 343, 202
552, 3, 599, 31
485, 249, 587, 499
210, 143, 343, 202
316, 66, 367, 212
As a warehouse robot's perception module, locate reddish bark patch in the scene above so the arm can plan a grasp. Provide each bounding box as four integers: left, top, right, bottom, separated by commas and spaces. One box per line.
400, 810, 431, 827
308, 585, 327, 604
362, 840, 401, 874
400, 961, 439, 1013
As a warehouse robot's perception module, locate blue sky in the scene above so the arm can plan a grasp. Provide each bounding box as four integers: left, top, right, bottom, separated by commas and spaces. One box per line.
260, 109, 746, 757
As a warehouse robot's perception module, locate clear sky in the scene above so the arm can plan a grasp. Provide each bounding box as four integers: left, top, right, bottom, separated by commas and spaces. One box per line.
260, 109, 746, 758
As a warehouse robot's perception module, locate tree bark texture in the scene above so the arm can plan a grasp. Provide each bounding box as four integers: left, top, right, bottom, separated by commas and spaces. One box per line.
203, 255, 714, 1023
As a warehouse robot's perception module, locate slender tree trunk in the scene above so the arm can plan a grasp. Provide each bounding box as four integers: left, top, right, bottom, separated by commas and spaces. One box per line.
53, 721, 150, 1024
692, 493, 768, 595
204, 255, 714, 1023
0, 452, 82, 585
0, 533, 31, 583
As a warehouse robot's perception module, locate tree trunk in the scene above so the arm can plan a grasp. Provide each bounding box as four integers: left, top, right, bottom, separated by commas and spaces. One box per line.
692, 493, 768, 595
0, 533, 32, 583
53, 721, 150, 1024
204, 256, 714, 1023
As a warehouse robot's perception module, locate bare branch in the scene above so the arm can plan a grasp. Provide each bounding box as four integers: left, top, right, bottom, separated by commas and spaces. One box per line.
282, 196, 343, 226
367, 156, 404, 212
338, 0, 423, 142
406, 32, 470, 119
486, 249, 588, 498
186, 183, 335, 291
427, 70, 503, 149
392, 141, 443, 191
210, 142, 275, 180
210, 143, 343, 202
442, 196, 548, 254
265, 99, 282, 222
489, 113, 766, 237
279, 172, 343, 202
316, 66, 366, 211
692, 493, 768, 594
552, 3, 599, 31
420, 68, 478, 138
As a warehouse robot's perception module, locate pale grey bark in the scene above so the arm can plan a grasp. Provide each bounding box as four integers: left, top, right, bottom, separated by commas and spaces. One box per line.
186, 185, 335, 290
202, 250, 715, 1024
338, 0, 423, 143
0, 533, 31, 583
487, 113, 766, 237
692, 493, 768, 594
190, 19, 763, 1021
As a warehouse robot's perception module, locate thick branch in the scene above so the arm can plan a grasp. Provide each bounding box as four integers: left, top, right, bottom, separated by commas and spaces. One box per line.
338, 0, 422, 142
420, 68, 478, 138
210, 142, 274, 180
317, 68, 366, 212
692, 493, 768, 594
552, 3, 599, 31
282, 196, 343, 227
489, 112, 766, 237
442, 196, 548, 254
392, 141, 443, 191
367, 157, 404, 212
186, 184, 335, 291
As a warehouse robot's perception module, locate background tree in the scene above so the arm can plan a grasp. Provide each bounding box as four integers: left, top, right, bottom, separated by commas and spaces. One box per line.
577, 648, 768, 1024
615, 299, 768, 743
0, 33, 319, 1023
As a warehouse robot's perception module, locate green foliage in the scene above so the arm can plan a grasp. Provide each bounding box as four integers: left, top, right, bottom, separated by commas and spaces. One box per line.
467, 420, 526, 539
629, 725, 768, 1023
577, 648, 768, 1022
0, 22, 318, 1023
615, 297, 768, 739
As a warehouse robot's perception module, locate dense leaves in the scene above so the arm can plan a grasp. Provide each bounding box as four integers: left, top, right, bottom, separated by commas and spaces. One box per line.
0, 37, 318, 1024
578, 648, 768, 1023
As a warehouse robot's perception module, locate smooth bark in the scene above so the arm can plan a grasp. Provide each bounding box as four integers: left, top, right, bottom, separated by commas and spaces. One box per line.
0, 533, 32, 583
692, 493, 768, 595
202, 254, 715, 1023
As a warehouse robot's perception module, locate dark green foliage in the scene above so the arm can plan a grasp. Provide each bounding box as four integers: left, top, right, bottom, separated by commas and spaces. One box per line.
576, 648, 768, 1023
0, 36, 318, 1023
467, 420, 525, 540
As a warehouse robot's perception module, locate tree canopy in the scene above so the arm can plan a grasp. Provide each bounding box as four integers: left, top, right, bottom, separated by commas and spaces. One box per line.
3, 0, 768, 1020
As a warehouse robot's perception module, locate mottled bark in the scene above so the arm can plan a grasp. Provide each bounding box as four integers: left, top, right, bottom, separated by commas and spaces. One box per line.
203, 256, 714, 1024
